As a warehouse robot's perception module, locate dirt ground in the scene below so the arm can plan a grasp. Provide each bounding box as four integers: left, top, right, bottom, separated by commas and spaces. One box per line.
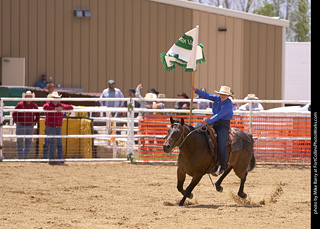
0, 162, 311, 229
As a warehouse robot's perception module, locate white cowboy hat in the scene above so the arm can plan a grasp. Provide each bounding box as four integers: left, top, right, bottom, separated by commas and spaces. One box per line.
214, 86, 233, 96
22, 91, 35, 98
144, 93, 157, 100
244, 94, 259, 100
47, 91, 62, 98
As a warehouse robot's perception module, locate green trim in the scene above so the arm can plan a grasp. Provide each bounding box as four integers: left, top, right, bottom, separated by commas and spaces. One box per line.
160, 43, 206, 72
174, 33, 194, 50
160, 52, 176, 71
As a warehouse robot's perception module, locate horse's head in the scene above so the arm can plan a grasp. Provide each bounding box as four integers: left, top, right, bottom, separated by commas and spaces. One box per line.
163, 117, 185, 153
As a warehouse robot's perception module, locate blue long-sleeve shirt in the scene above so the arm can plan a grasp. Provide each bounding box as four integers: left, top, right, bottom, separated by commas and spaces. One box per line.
195, 89, 233, 125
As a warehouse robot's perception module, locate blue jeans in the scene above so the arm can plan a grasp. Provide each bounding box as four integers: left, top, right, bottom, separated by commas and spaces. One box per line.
16, 125, 34, 159
213, 120, 230, 171
43, 126, 63, 159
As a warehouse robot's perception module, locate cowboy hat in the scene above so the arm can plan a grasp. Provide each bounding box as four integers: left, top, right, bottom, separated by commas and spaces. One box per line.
47, 91, 62, 98
22, 91, 35, 98
244, 94, 259, 100
144, 93, 157, 100
214, 86, 233, 96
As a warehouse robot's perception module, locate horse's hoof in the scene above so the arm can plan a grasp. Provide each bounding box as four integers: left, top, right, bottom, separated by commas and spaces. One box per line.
215, 185, 223, 192
188, 193, 193, 199
178, 201, 184, 206
238, 192, 247, 199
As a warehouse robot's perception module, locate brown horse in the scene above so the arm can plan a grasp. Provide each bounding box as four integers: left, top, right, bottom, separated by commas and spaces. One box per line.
163, 117, 255, 206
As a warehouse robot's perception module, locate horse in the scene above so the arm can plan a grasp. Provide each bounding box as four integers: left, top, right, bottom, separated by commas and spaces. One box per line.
163, 117, 255, 206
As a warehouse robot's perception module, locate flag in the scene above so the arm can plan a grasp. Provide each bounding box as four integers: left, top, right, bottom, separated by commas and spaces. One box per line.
160, 25, 205, 72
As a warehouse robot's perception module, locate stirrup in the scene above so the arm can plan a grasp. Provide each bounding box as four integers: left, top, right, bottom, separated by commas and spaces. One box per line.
211, 166, 223, 177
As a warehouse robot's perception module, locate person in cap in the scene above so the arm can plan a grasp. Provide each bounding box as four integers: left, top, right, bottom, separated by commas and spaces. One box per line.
34, 74, 53, 89
239, 94, 264, 111
12, 91, 40, 159
191, 85, 234, 175
99, 79, 124, 108
43, 92, 73, 163
174, 92, 190, 109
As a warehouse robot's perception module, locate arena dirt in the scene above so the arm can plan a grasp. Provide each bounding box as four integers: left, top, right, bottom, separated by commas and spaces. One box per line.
0, 162, 310, 228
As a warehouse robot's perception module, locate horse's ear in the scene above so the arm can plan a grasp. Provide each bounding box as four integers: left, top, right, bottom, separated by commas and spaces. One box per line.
180, 118, 184, 126
170, 116, 174, 124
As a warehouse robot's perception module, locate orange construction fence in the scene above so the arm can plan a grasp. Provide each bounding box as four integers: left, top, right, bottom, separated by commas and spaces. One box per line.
138, 113, 311, 164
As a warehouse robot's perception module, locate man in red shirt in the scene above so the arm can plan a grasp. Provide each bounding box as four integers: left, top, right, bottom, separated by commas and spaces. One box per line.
12, 91, 40, 159
43, 92, 73, 162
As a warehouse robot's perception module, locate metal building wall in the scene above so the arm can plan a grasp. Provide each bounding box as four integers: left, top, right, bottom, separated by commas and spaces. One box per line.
0, 0, 284, 102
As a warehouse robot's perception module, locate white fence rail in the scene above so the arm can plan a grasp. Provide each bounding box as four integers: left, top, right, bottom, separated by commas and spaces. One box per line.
0, 97, 311, 164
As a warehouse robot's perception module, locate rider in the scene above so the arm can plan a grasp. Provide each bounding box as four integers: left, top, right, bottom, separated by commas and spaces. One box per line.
191, 85, 234, 175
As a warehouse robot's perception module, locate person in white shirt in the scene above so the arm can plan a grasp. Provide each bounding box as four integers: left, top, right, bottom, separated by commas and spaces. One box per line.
99, 80, 124, 108
239, 94, 264, 111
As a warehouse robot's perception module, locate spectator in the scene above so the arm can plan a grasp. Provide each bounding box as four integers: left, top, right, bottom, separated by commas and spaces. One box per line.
135, 84, 166, 115
43, 92, 73, 164
195, 88, 211, 109
35, 74, 53, 89
239, 93, 264, 111
99, 79, 124, 109
12, 91, 40, 159
46, 83, 55, 95
123, 88, 141, 115
174, 93, 190, 109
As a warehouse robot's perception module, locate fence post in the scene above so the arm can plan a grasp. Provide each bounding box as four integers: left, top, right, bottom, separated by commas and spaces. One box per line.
126, 98, 134, 162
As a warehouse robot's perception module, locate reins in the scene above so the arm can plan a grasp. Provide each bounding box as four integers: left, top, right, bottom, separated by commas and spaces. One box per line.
168, 123, 206, 151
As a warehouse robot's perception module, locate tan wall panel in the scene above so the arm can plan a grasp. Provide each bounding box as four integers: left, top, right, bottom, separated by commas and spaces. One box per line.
123, 0, 133, 93
37, 0, 47, 81
63, 0, 73, 88
224, 16, 234, 89
72, 0, 81, 89
132, 0, 141, 90
28, 0, 37, 87
157, 3, 167, 95
232, 18, 243, 99
182, 8, 193, 93
106, 0, 115, 89
207, 13, 217, 93
80, 0, 90, 92
55, 0, 64, 87
149, 1, 159, 93
115, 0, 124, 91
89, 0, 98, 92
164, 5, 175, 98
11, 0, 20, 57
140, 0, 150, 91
249, 22, 259, 95
19, 0, 28, 84
2, 0, 10, 57
274, 26, 282, 100
258, 23, 267, 100
97, 0, 107, 92
0, 0, 283, 100
199, 11, 209, 92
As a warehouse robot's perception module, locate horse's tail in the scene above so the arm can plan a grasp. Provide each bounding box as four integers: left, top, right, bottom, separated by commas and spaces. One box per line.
247, 154, 256, 172
247, 133, 255, 172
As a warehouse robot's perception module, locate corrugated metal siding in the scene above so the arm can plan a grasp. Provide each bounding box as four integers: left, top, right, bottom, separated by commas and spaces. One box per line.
0, 0, 283, 102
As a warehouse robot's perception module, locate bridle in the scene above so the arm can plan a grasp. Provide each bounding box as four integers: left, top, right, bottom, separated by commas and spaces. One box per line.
164, 123, 185, 151
164, 123, 203, 152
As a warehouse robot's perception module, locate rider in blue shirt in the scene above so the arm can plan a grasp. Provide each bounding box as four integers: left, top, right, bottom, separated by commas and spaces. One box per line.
192, 85, 234, 175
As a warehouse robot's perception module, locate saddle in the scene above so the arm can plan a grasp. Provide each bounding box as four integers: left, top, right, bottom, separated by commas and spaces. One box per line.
203, 126, 242, 174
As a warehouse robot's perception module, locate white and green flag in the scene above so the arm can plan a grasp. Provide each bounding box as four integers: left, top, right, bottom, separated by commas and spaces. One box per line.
160, 25, 205, 72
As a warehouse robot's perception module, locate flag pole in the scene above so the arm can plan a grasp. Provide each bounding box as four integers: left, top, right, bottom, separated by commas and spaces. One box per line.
189, 70, 196, 125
